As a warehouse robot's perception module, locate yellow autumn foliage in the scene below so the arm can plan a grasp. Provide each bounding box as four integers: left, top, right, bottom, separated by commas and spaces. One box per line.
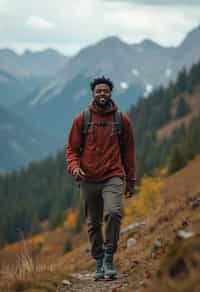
30, 235, 45, 246
42, 245, 53, 253
27, 234, 45, 247
63, 209, 77, 229
2, 242, 19, 253
123, 175, 164, 224
1, 234, 45, 254
158, 166, 169, 177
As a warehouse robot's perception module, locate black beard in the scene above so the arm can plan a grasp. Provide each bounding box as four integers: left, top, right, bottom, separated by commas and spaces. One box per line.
95, 98, 110, 108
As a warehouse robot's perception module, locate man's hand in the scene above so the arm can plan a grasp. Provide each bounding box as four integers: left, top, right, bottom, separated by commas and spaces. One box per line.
125, 184, 135, 198
72, 167, 86, 180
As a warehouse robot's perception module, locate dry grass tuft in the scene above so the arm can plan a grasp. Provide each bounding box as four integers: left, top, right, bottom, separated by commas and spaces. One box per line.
0, 231, 59, 292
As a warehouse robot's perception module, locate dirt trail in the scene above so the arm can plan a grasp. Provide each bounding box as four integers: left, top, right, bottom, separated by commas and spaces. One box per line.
58, 271, 129, 292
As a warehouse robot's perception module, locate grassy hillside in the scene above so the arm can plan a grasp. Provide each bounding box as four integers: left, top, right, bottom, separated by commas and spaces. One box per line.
0, 154, 199, 291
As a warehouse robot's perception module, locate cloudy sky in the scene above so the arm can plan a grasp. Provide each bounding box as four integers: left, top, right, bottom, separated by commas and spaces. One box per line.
0, 0, 200, 56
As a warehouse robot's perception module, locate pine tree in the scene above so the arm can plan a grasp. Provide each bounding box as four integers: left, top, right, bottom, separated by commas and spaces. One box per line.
48, 205, 65, 230
30, 213, 42, 235
168, 144, 186, 174
176, 68, 187, 93
176, 97, 190, 118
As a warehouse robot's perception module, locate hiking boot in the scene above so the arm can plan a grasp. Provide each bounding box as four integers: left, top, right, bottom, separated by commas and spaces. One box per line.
103, 252, 117, 279
94, 257, 104, 280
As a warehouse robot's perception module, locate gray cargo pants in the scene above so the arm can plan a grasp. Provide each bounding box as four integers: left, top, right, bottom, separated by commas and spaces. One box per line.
80, 177, 125, 259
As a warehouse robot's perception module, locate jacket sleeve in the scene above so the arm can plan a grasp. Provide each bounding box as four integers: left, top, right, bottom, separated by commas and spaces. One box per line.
121, 113, 136, 186
65, 113, 83, 174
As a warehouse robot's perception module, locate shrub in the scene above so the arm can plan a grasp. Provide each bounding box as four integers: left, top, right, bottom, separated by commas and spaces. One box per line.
63, 238, 72, 253
124, 175, 163, 224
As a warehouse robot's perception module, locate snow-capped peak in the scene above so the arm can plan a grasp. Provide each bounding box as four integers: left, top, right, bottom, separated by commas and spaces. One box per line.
144, 83, 153, 98
165, 68, 172, 78
120, 82, 129, 90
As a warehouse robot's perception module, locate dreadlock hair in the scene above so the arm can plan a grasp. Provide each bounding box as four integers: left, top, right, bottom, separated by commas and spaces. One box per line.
90, 76, 114, 91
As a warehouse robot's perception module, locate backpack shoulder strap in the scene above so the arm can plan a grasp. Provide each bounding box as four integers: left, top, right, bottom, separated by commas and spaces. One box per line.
83, 109, 91, 134
80, 109, 91, 151
114, 111, 125, 163
114, 111, 123, 138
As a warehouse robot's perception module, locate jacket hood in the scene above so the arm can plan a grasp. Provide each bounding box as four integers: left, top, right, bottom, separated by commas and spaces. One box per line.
88, 99, 118, 115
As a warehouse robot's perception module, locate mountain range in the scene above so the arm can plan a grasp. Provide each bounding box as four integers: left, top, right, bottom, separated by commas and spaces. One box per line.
1, 25, 200, 171
13, 25, 200, 141
0, 49, 68, 106
0, 105, 59, 171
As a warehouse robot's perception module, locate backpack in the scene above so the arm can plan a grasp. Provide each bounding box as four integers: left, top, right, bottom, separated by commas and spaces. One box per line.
80, 109, 124, 158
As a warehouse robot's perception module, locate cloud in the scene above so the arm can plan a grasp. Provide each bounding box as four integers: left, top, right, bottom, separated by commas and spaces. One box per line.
27, 16, 54, 30
0, 0, 200, 55
105, 0, 200, 5
103, 4, 200, 46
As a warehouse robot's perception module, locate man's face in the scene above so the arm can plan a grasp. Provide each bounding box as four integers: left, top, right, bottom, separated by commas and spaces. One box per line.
93, 83, 112, 107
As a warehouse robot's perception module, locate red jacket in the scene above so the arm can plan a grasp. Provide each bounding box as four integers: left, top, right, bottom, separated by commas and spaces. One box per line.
66, 101, 136, 187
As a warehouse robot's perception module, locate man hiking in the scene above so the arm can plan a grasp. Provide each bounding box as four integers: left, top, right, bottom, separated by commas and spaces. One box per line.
66, 76, 136, 280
